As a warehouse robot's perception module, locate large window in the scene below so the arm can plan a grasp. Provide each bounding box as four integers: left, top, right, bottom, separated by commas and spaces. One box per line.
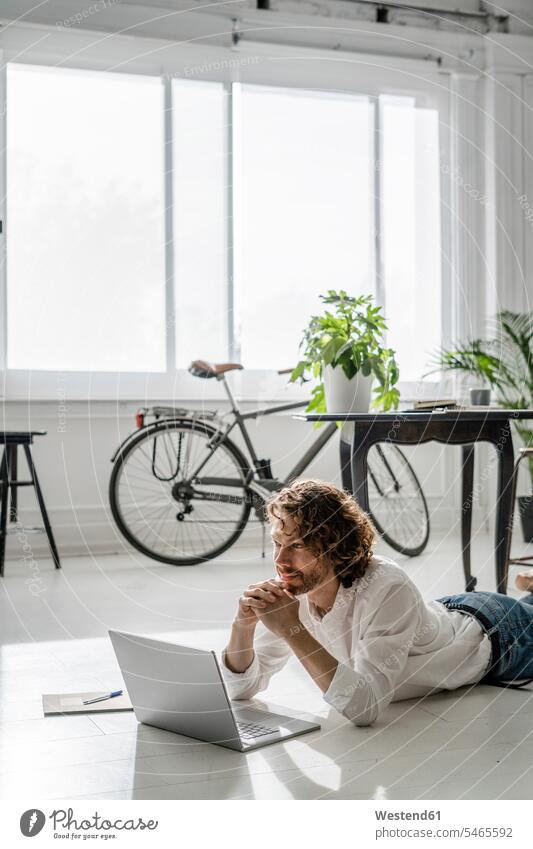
380, 96, 442, 382
4, 63, 443, 392
172, 80, 229, 366
234, 85, 375, 370
6, 64, 166, 373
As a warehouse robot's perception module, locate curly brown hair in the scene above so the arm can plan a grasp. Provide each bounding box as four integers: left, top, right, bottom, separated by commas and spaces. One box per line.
266, 479, 376, 588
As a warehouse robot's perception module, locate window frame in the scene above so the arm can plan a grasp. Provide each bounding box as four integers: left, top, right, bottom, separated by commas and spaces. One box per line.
0, 31, 451, 402
0, 50, 6, 397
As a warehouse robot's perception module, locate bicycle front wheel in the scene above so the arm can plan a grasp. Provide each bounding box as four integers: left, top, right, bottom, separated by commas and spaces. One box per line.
109, 419, 252, 565
367, 444, 430, 557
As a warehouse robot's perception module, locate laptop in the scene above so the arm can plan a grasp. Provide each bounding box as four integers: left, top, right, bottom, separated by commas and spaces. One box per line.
108, 629, 320, 751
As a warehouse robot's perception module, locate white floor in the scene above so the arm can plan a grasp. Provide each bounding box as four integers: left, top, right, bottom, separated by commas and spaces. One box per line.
1, 529, 532, 800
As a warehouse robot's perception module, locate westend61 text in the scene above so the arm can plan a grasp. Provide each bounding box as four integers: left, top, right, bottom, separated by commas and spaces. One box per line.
375, 810, 441, 820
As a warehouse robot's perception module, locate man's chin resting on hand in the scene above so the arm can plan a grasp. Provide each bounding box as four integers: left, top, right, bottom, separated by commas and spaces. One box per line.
222, 479, 533, 727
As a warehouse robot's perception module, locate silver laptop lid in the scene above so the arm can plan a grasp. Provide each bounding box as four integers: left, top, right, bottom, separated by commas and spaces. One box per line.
108, 630, 241, 748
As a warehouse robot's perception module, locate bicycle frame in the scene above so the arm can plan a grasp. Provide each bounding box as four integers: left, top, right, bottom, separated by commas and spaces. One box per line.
190, 374, 338, 490
111, 376, 338, 512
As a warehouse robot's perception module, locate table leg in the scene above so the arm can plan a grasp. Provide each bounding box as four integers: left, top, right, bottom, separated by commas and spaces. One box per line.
461, 445, 477, 592
495, 422, 515, 594
0, 450, 8, 578
7, 444, 17, 523
340, 433, 353, 493
350, 427, 371, 513
24, 445, 61, 570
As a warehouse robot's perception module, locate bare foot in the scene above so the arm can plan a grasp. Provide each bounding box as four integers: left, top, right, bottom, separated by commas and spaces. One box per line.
515, 571, 533, 592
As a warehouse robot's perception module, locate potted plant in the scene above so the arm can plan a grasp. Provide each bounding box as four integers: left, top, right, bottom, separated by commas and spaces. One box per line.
431, 310, 533, 540
289, 290, 400, 414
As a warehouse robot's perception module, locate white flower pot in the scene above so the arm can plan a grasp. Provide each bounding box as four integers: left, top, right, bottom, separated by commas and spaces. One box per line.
323, 365, 373, 413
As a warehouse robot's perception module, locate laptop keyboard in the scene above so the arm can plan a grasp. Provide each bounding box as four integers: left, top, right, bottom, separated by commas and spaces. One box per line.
236, 720, 276, 740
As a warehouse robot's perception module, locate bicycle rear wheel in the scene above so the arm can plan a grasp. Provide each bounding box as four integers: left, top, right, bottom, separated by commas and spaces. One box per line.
367, 444, 430, 557
109, 419, 252, 565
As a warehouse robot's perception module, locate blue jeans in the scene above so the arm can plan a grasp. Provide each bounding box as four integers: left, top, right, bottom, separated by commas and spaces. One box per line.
436, 591, 533, 684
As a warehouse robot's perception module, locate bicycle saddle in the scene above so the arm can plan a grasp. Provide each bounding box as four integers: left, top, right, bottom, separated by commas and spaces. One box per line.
189, 360, 244, 379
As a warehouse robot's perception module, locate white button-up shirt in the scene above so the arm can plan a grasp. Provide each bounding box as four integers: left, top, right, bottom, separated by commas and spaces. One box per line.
222, 556, 492, 726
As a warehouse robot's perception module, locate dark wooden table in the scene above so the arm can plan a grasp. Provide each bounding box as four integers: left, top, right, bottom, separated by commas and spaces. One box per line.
297, 409, 533, 594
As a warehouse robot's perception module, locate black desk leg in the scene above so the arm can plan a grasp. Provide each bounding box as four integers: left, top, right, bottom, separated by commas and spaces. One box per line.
461, 445, 477, 592
495, 423, 515, 594
0, 450, 8, 577
351, 427, 371, 513
340, 435, 353, 493
23, 446, 61, 570
8, 444, 17, 523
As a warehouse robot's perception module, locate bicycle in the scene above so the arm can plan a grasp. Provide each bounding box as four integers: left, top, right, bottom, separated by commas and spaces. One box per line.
109, 360, 430, 565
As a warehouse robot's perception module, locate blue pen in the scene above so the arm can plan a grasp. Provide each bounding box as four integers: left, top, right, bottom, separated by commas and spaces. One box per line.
82, 690, 123, 705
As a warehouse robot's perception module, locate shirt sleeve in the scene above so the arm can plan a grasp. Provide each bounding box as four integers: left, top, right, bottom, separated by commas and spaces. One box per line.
323, 579, 421, 727
220, 625, 292, 700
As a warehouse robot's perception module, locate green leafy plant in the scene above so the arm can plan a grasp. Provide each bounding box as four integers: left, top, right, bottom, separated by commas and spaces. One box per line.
290, 290, 400, 414
431, 310, 533, 485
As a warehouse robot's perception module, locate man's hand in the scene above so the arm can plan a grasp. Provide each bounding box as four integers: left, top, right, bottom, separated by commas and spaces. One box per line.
257, 593, 302, 639
238, 580, 301, 639
240, 580, 301, 639
235, 579, 283, 627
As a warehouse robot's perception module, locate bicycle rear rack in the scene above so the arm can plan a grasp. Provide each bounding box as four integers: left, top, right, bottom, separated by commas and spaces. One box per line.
135, 406, 219, 428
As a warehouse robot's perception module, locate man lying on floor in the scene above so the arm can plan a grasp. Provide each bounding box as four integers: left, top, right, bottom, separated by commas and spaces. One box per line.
222, 479, 533, 726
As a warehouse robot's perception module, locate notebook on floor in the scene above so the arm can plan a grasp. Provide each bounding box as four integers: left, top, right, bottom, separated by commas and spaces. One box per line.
42, 691, 133, 716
